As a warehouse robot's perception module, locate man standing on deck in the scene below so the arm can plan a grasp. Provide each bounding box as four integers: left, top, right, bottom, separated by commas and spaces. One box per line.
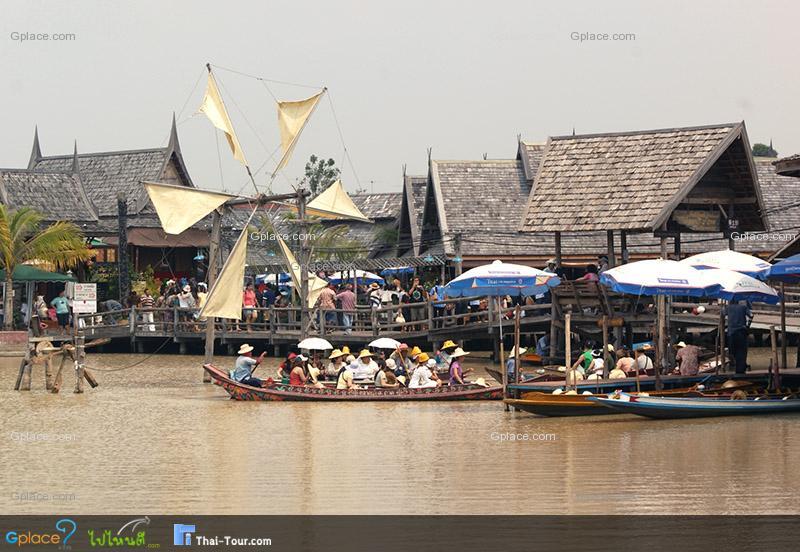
726, 299, 753, 374
336, 284, 356, 334
674, 341, 701, 376
316, 283, 338, 334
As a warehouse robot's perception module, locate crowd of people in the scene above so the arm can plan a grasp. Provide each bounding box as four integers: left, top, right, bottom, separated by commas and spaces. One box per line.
230, 339, 489, 390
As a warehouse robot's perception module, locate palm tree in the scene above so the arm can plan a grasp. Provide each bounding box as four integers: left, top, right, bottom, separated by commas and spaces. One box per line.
0, 205, 92, 330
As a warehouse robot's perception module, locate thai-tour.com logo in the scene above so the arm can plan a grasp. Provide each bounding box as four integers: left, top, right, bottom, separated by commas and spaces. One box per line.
172, 523, 272, 547
4, 518, 77, 547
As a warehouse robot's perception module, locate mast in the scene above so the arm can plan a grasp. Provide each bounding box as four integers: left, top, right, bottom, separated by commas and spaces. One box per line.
298, 190, 310, 339
202, 208, 222, 381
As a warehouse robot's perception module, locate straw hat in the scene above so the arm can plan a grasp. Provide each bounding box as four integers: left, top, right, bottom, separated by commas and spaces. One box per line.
471, 377, 489, 388
385, 358, 397, 370
396, 375, 407, 386
410, 346, 422, 358
358, 349, 373, 359
308, 366, 320, 379
369, 282, 380, 290
341, 346, 351, 355
442, 340, 457, 350
607, 344, 615, 352
417, 352, 430, 363
329, 349, 344, 359
676, 341, 687, 348
450, 347, 470, 358
238, 344, 254, 355
508, 346, 527, 357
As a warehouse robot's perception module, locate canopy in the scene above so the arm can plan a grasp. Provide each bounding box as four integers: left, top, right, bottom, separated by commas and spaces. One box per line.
306, 180, 371, 222
297, 337, 333, 350
444, 260, 561, 298
327, 270, 384, 286
701, 268, 779, 304
600, 259, 721, 297
0, 265, 76, 282
680, 249, 771, 280
380, 266, 415, 276
767, 254, 800, 283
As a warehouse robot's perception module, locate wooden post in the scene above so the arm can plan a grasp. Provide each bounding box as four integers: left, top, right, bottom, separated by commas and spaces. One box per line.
720, 302, 727, 372
554, 232, 563, 269
620, 231, 628, 264
51, 352, 68, 394
117, 192, 130, 303
74, 334, 85, 394
44, 356, 54, 390
203, 208, 222, 382
655, 295, 665, 391
564, 312, 572, 390
453, 233, 463, 277
780, 282, 787, 371
549, 302, 559, 363
602, 315, 609, 378
673, 233, 682, 260
513, 305, 521, 395
298, 191, 310, 340
770, 325, 780, 391
606, 230, 616, 268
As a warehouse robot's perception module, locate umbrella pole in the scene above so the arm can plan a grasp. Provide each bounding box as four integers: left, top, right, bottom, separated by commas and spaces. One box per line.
655, 295, 665, 391
565, 312, 572, 391
500, 298, 508, 409
716, 305, 723, 375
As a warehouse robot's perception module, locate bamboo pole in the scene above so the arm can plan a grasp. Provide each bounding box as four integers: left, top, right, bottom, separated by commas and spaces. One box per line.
565, 312, 572, 390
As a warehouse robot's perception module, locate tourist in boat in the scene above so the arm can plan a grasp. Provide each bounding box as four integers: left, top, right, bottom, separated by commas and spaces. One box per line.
409, 353, 439, 388
506, 346, 526, 382
389, 343, 413, 377
585, 350, 605, 380
634, 347, 653, 374
674, 341, 701, 376
232, 344, 267, 387
352, 350, 379, 380
336, 357, 358, 389
326, 349, 346, 380
570, 342, 593, 376
436, 339, 458, 372
278, 352, 298, 383
375, 359, 400, 388
428, 358, 443, 385
448, 347, 470, 385
535, 334, 550, 358
613, 349, 635, 376
407, 346, 422, 376
289, 355, 309, 386
725, 299, 753, 374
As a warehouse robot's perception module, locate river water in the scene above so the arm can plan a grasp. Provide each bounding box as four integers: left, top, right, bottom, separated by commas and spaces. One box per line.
2, 350, 799, 514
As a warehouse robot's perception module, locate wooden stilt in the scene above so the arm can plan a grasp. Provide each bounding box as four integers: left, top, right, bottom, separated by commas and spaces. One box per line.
51, 354, 67, 394
564, 312, 572, 390
770, 326, 780, 391
780, 282, 787, 371
74, 334, 85, 394
44, 356, 54, 390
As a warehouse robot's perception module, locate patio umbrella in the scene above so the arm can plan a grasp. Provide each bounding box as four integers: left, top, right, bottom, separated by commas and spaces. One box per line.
326, 270, 384, 286
369, 337, 402, 349
680, 249, 771, 280
443, 260, 561, 398
255, 272, 291, 285
766, 253, 800, 371
380, 266, 414, 277
702, 269, 779, 305
600, 259, 721, 389
297, 337, 333, 350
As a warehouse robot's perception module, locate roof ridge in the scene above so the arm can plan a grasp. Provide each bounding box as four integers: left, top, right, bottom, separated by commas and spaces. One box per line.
38, 146, 168, 160
431, 158, 519, 164
549, 122, 739, 141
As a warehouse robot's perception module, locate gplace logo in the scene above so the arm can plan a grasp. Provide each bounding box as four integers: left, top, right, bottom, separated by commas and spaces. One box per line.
4, 518, 77, 547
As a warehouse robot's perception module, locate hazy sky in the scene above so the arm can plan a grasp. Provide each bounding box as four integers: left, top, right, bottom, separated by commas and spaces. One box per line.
1, 0, 798, 195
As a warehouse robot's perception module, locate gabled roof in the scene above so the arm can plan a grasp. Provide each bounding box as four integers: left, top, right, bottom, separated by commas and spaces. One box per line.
349, 192, 402, 220
0, 169, 99, 224
774, 153, 800, 177
520, 122, 766, 233
517, 141, 546, 181
398, 174, 427, 256
422, 159, 534, 256
29, 117, 193, 218
755, 157, 800, 235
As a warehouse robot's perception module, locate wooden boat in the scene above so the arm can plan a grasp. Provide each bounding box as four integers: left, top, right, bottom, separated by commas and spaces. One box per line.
588, 394, 800, 419
204, 364, 503, 401
508, 372, 771, 394
504, 381, 756, 417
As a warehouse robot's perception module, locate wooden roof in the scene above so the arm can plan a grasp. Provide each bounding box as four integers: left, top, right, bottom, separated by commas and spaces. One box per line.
519, 122, 766, 233
0, 169, 99, 225
517, 141, 546, 181
774, 153, 800, 177
397, 174, 427, 256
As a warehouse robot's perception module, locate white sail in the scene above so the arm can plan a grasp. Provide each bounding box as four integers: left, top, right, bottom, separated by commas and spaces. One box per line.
199, 72, 248, 165
274, 91, 324, 174
307, 180, 371, 222
144, 182, 232, 235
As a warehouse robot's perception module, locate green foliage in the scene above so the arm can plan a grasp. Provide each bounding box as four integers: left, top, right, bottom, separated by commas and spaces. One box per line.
0, 205, 92, 329
752, 143, 778, 158
302, 155, 341, 197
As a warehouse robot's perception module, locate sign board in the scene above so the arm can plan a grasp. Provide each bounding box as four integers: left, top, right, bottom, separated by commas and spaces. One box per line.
73, 283, 97, 301
72, 300, 97, 314
671, 210, 720, 232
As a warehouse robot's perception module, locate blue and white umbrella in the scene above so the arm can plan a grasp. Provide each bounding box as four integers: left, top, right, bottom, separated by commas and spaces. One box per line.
255, 272, 292, 285
380, 266, 415, 277
600, 259, 721, 297
767, 253, 800, 283
327, 270, 384, 286
443, 260, 561, 298
702, 268, 779, 305
680, 249, 771, 280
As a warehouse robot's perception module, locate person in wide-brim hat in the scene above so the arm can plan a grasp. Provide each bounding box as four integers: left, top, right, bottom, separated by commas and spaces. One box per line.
441, 340, 458, 350
358, 349, 373, 359
329, 349, 344, 359
238, 344, 254, 355
450, 347, 470, 358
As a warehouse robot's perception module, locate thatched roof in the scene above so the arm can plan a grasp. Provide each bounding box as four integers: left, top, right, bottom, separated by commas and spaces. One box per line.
520, 122, 766, 233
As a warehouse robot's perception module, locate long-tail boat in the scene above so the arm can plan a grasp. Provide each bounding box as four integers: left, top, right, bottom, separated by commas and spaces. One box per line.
588, 393, 800, 419
504, 380, 757, 417
204, 364, 502, 401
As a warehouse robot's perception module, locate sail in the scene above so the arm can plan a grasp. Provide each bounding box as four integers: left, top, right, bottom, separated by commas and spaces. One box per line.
275, 235, 328, 307
307, 180, 371, 222
199, 72, 248, 165
144, 182, 232, 235
274, 91, 324, 174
